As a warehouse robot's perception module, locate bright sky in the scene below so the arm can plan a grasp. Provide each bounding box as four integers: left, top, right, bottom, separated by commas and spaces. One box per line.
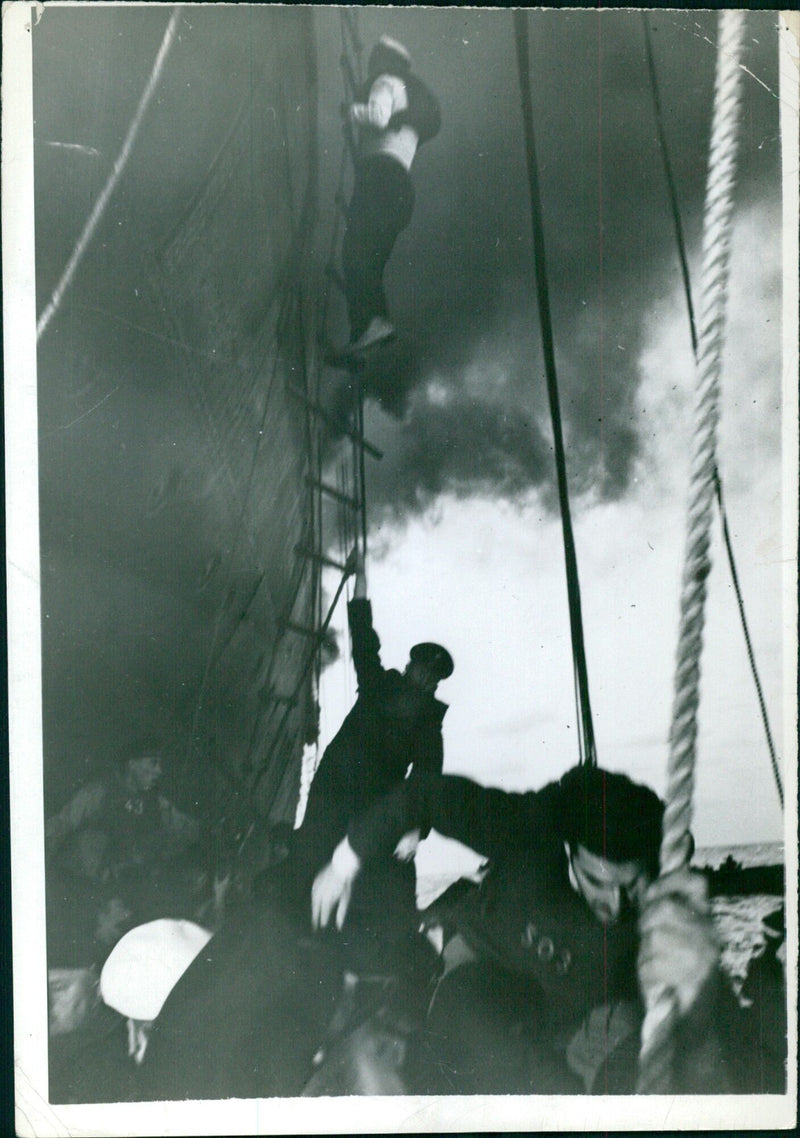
314, 196, 790, 875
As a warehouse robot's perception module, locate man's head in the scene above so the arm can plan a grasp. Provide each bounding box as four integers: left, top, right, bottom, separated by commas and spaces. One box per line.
558, 765, 665, 925
368, 35, 412, 82
567, 843, 650, 925
121, 741, 164, 793
404, 642, 454, 695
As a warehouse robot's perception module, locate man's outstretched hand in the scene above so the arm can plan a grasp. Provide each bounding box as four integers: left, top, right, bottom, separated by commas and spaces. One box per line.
311, 838, 362, 931
394, 828, 421, 863
311, 863, 352, 931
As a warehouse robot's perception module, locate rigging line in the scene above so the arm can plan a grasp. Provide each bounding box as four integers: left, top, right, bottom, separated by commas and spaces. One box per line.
644, 15, 782, 811
238, 303, 321, 782
356, 378, 369, 556
267, 535, 357, 809
242, 324, 325, 786
37, 6, 183, 340
274, 11, 364, 812
58, 302, 239, 366
340, 460, 352, 556
341, 7, 364, 73
513, 10, 597, 768
572, 658, 585, 766
260, 560, 355, 817
295, 27, 354, 721
715, 471, 784, 807
642, 13, 698, 360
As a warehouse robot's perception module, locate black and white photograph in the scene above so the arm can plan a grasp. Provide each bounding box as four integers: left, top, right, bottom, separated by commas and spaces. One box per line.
4, 2, 797, 1133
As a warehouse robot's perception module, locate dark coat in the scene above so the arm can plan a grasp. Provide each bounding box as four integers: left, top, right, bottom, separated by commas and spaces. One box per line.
348, 771, 640, 1039
288, 599, 446, 965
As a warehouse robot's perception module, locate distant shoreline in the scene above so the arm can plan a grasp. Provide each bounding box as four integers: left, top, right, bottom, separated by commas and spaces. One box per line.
417, 841, 785, 910
694, 841, 784, 870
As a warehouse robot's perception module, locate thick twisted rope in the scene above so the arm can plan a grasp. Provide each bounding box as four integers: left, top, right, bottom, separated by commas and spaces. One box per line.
643, 14, 782, 811
637, 9, 746, 1094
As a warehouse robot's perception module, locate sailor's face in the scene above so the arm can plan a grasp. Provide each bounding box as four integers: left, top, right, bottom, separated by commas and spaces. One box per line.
127, 755, 162, 792
404, 660, 439, 695
568, 844, 650, 925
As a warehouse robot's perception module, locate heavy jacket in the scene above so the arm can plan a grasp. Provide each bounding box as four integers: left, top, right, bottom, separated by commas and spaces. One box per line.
290, 600, 447, 963
352, 71, 441, 171
347, 770, 640, 1041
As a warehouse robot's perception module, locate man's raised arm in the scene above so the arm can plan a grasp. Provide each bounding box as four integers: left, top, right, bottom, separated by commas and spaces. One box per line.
346, 550, 384, 691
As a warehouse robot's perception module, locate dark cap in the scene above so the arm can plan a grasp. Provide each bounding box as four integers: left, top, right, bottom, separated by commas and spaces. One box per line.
409, 642, 454, 681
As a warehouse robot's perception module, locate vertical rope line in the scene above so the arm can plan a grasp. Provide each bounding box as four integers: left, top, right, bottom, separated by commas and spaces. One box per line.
644, 16, 782, 810
37, 7, 182, 339
356, 380, 369, 557
513, 10, 597, 768
642, 13, 699, 359
637, 10, 746, 1093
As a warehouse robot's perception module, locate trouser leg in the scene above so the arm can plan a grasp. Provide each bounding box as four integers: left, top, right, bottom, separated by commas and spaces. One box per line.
342, 158, 414, 341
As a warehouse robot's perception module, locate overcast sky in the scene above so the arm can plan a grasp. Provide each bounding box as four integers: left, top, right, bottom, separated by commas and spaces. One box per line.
307, 7, 789, 862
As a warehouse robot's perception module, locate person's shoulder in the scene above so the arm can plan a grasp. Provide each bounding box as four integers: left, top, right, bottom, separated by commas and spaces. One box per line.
429, 696, 448, 720
73, 777, 108, 801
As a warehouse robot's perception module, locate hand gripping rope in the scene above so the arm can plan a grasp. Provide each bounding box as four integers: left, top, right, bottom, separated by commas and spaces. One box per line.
636, 10, 747, 1093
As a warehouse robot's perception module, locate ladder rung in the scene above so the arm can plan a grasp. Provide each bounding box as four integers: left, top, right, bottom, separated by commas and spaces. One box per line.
306, 476, 360, 511
286, 386, 383, 459
294, 544, 347, 573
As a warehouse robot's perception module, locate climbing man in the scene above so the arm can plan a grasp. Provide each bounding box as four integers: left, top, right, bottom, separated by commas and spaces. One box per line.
340, 35, 441, 356
291, 546, 453, 986
312, 763, 758, 1095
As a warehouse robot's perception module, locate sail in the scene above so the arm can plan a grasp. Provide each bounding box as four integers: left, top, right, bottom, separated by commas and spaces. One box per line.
33, 6, 321, 839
